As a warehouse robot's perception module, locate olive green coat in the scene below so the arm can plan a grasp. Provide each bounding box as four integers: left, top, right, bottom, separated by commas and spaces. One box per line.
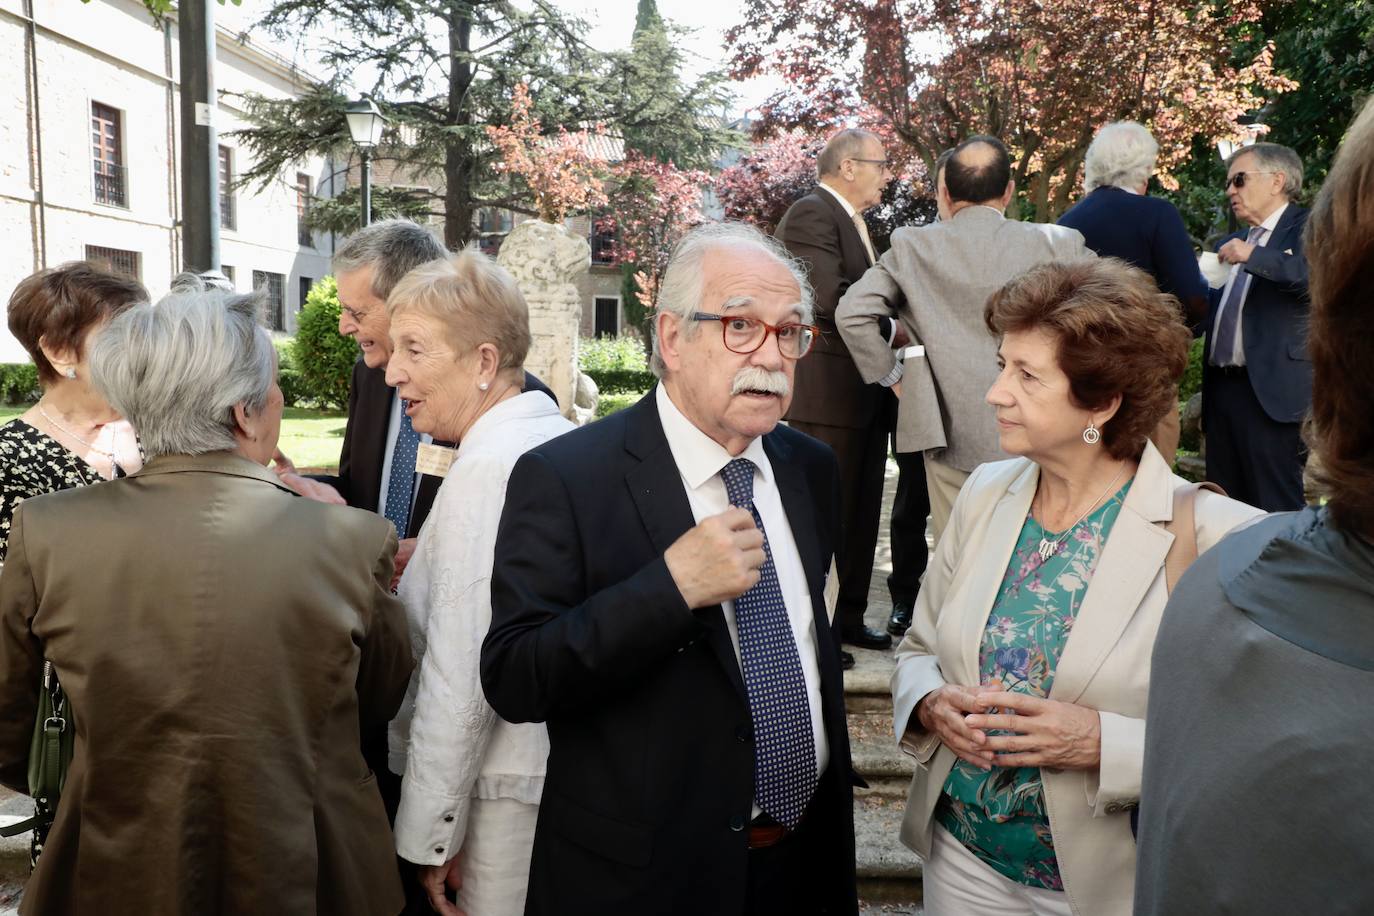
0, 452, 412, 915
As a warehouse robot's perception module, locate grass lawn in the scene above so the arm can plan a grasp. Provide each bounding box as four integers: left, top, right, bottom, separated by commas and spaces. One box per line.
0, 403, 347, 473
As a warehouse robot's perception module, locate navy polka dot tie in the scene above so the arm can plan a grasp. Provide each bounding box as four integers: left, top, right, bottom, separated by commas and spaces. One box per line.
384, 408, 420, 537
720, 457, 817, 827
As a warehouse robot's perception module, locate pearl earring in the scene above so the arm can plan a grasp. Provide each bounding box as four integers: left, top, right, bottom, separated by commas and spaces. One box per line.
479, 382, 489, 391
1082, 421, 1101, 445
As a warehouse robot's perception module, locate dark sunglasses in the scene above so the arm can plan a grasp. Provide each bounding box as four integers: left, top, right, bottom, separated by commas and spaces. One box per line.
1225, 170, 1277, 190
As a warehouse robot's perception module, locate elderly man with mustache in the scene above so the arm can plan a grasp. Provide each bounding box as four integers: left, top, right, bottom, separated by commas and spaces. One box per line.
481, 221, 860, 915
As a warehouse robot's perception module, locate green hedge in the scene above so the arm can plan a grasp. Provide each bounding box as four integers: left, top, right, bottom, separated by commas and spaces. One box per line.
293, 277, 359, 411
586, 368, 656, 395
0, 364, 39, 405
579, 335, 648, 374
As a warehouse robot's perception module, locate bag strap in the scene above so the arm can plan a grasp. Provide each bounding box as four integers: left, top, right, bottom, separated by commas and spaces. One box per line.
1162, 482, 1226, 594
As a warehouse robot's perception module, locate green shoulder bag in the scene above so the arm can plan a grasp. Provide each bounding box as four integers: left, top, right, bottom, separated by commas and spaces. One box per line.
0, 660, 74, 840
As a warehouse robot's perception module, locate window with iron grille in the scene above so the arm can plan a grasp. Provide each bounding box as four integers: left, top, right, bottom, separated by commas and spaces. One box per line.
590, 221, 617, 265
296, 173, 313, 247
253, 270, 286, 331
299, 276, 314, 310
219, 146, 235, 230
221, 264, 236, 286
85, 245, 139, 280
91, 102, 126, 207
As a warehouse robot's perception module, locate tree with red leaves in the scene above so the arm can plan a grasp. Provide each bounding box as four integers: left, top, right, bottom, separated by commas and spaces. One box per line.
485, 83, 609, 224
727, 0, 1295, 220
599, 153, 709, 337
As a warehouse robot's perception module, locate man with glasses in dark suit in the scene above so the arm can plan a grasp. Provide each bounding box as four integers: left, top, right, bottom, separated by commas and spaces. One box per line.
1203, 143, 1311, 511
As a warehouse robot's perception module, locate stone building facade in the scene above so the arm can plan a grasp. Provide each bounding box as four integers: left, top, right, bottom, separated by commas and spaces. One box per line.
0, 0, 336, 361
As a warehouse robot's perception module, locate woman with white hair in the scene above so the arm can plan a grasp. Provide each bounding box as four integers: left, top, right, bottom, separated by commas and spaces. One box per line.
1057, 120, 1208, 465
1059, 121, 1206, 323
0, 288, 413, 916
383, 251, 573, 916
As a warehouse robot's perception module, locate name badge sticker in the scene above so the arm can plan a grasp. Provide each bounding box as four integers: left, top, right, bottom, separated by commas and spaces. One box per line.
415, 442, 457, 478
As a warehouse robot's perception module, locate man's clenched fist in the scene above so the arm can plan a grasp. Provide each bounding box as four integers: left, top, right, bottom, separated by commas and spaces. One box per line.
664, 508, 767, 609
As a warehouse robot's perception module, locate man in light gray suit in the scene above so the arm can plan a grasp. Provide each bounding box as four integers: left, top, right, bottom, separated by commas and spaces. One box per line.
837, 136, 1091, 543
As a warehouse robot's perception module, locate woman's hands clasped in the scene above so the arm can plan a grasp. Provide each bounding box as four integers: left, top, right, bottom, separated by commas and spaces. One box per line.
915, 685, 997, 771
966, 691, 1102, 771
916, 686, 1103, 772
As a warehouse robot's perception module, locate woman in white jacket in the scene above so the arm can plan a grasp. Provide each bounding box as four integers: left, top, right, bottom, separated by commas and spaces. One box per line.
384, 251, 574, 916
890, 259, 1261, 915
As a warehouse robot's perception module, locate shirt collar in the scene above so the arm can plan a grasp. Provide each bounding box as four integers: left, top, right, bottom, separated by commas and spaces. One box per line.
818, 182, 859, 219
1257, 201, 1289, 234
459, 390, 562, 455
655, 384, 773, 492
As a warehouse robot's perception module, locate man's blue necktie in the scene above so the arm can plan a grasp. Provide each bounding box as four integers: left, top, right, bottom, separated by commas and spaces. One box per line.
1211, 226, 1265, 366
384, 408, 420, 537
719, 457, 817, 828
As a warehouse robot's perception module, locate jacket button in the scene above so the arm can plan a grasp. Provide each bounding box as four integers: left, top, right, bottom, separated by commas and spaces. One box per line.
434, 846, 445, 854
1105, 803, 1123, 814
735, 724, 751, 743
729, 815, 745, 832
443, 814, 454, 823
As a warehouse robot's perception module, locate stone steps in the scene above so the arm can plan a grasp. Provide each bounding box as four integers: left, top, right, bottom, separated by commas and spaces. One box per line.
845, 644, 923, 908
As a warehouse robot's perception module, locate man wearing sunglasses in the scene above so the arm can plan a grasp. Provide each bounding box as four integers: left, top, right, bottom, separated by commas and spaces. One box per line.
775, 128, 925, 664
1204, 143, 1311, 511
483, 222, 859, 915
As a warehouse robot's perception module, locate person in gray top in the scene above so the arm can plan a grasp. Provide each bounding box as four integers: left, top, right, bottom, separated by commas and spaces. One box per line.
836, 136, 1090, 544
1134, 96, 1374, 916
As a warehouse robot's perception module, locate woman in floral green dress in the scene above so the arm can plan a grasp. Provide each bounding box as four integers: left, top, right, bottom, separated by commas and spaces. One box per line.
889, 259, 1263, 915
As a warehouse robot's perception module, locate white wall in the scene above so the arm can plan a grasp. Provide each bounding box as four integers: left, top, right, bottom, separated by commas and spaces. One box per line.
0, 0, 335, 363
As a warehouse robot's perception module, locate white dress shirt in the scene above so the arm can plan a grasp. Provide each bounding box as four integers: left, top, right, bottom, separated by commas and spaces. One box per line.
388, 391, 575, 865
376, 390, 434, 521
1211, 202, 1289, 367
654, 384, 829, 818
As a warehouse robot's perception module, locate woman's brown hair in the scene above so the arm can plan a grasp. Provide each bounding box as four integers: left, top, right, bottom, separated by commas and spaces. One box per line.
985, 258, 1191, 461
1303, 96, 1374, 537
7, 262, 148, 383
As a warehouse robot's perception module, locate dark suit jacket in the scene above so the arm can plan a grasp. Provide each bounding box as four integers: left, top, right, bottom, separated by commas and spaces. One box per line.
0, 452, 412, 916
775, 188, 886, 429
1057, 186, 1208, 323
1201, 204, 1312, 426
321, 359, 555, 538
480, 392, 859, 915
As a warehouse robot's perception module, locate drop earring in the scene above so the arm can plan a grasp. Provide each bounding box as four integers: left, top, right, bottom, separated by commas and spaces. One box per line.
1082, 421, 1101, 445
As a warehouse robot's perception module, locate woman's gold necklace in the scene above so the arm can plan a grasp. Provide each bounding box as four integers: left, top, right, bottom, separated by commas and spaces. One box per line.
1034, 464, 1128, 562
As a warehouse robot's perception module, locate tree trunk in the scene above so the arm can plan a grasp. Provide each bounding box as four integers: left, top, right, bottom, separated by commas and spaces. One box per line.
444, 1, 474, 249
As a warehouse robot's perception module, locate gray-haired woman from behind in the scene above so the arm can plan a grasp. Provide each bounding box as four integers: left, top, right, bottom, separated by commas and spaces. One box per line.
0, 289, 413, 916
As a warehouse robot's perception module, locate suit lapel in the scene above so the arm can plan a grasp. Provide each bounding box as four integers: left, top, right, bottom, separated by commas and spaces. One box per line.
765, 431, 849, 749
1050, 448, 1175, 703
622, 394, 747, 698
955, 465, 1038, 684
815, 187, 873, 273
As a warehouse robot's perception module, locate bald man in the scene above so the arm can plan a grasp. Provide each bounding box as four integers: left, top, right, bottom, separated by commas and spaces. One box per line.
837, 136, 1091, 543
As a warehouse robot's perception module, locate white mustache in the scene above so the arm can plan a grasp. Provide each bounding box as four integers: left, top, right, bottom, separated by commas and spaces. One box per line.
731, 367, 790, 398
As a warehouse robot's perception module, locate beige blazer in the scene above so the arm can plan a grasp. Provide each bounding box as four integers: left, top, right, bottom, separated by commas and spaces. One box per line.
890, 442, 1261, 916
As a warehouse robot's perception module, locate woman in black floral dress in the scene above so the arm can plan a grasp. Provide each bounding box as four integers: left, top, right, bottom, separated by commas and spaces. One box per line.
0, 263, 146, 862
0, 263, 148, 562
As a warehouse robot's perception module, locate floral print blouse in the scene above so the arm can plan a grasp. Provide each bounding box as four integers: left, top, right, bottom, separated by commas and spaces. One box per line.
0, 419, 105, 562
935, 479, 1133, 890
